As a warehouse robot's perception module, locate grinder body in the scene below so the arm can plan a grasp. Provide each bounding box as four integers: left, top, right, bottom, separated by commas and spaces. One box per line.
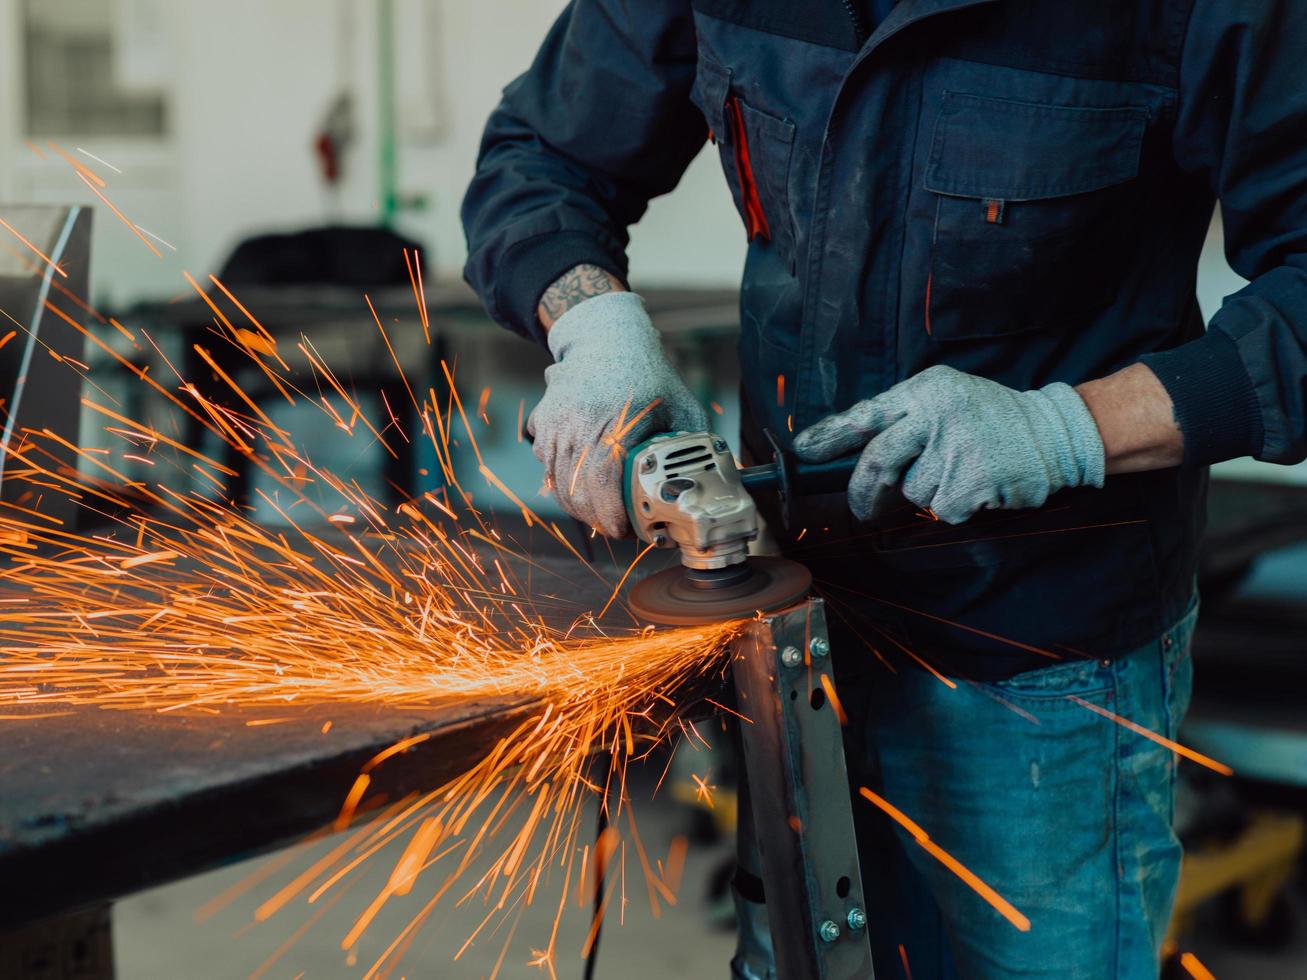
623, 431, 816, 624
623, 432, 759, 569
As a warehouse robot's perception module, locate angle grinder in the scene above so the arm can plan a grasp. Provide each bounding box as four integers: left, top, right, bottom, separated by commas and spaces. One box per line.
623, 430, 856, 625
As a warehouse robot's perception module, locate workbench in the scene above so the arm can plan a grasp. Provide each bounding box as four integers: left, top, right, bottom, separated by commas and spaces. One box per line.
0, 533, 636, 973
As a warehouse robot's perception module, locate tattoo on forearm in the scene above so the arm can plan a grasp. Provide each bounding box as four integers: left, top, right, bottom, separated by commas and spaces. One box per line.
538, 264, 624, 329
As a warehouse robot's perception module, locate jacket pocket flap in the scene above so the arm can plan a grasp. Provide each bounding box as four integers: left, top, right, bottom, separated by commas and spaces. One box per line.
925, 92, 1147, 201
692, 58, 733, 145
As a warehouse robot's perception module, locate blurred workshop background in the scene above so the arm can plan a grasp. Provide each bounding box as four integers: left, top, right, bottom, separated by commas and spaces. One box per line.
2, 1, 1307, 978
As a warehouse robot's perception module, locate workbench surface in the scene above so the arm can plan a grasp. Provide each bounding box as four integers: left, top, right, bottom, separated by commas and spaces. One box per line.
0, 533, 647, 928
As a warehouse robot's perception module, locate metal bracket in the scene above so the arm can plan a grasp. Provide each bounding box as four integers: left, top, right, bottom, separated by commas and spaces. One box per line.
732, 598, 875, 979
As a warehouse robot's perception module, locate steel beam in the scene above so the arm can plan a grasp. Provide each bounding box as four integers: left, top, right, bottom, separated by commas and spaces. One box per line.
732, 598, 875, 980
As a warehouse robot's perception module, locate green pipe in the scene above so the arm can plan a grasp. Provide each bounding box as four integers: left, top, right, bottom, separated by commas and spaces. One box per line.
377, 0, 398, 227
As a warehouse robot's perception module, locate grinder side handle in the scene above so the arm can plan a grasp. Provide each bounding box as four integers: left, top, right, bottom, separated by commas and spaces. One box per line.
739, 429, 860, 529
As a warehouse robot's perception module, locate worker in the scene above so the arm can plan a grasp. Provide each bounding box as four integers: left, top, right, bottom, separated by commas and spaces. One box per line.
462, 2, 1307, 977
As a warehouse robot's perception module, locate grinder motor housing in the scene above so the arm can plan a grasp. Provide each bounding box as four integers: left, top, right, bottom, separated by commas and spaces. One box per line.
623, 431, 759, 570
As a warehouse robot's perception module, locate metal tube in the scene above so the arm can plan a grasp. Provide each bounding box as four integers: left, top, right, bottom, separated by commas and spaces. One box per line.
731, 599, 875, 979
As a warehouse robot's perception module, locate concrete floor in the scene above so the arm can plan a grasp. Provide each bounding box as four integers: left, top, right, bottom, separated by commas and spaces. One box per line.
115, 790, 738, 980
112, 791, 1307, 980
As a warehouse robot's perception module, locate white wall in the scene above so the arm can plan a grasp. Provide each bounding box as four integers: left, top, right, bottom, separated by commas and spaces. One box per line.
0, 0, 746, 308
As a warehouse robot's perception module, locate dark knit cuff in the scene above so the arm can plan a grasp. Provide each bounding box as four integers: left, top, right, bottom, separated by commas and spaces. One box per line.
496, 231, 627, 346
1139, 328, 1264, 465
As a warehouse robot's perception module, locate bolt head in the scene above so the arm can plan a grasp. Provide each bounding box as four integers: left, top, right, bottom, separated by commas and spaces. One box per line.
641, 454, 657, 473
712, 438, 728, 454
846, 908, 867, 931
809, 636, 830, 659
819, 920, 841, 943
652, 533, 668, 547
780, 645, 802, 667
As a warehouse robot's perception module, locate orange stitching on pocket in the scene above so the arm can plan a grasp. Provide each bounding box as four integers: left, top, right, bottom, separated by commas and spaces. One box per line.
726, 97, 771, 242
924, 270, 934, 336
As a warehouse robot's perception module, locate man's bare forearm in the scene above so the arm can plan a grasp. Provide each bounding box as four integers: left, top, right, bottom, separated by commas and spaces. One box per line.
1076, 363, 1184, 474
537, 265, 626, 330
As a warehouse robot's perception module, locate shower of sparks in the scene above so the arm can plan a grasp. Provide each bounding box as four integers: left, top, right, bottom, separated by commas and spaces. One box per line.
0, 260, 742, 978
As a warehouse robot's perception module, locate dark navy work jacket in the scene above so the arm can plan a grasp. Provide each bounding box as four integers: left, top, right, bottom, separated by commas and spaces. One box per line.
463, 0, 1307, 678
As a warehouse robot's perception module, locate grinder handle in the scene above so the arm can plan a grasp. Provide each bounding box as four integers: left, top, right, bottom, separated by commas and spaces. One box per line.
738, 443, 859, 496
739, 429, 860, 529
737, 454, 859, 494
789, 454, 859, 494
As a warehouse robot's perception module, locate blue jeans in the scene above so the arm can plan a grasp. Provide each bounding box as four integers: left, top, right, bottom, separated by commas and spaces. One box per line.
733, 598, 1197, 980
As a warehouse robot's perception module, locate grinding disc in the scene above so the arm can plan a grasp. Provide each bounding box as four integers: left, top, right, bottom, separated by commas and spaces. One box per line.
629, 556, 812, 625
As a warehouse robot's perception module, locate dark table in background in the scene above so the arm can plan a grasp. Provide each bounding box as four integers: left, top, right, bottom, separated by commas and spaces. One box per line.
119, 282, 741, 507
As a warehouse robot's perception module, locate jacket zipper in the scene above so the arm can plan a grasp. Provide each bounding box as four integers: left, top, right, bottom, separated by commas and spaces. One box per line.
841, 0, 869, 44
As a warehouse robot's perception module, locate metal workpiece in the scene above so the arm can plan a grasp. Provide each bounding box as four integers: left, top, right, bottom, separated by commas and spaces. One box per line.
731, 599, 875, 980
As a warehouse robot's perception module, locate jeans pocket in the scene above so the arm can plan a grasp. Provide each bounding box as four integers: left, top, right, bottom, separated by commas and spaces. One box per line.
988, 656, 1112, 701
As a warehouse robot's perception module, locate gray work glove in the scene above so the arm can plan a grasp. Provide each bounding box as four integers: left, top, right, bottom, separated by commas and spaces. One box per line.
528, 291, 709, 537
792, 365, 1105, 525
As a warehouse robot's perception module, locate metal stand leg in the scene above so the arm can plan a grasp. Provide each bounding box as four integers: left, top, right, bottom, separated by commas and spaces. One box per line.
0, 905, 115, 979
732, 598, 875, 980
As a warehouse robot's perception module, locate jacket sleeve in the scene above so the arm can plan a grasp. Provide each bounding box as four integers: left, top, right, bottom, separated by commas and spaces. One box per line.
1139, 0, 1307, 465
460, 0, 707, 345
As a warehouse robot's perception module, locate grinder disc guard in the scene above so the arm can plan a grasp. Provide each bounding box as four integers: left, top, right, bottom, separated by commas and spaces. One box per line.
629, 556, 812, 625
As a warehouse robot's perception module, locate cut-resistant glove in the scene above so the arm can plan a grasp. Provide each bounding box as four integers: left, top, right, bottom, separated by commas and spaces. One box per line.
792, 365, 1105, 525
527, 291, 709, 537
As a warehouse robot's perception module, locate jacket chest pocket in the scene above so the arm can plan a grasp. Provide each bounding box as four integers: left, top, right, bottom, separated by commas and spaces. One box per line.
922, 92, 1148, 341
692, 59, 798, 271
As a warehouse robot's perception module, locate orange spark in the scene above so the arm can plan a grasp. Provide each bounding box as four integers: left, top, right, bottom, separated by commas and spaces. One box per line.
403, 248, 431, 345
1067, 696, 1233, 775
74, 172, 162, 257
818, 673, 848, 725
0, 216, 68, 278
335, 775, 372, 832
662, 835, 688, 897
1179, 952, 1215, 980
860, 787, 1030, 932
235, 328, 276, 356
48, 139, 106, 186
690, 771, 716, 808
